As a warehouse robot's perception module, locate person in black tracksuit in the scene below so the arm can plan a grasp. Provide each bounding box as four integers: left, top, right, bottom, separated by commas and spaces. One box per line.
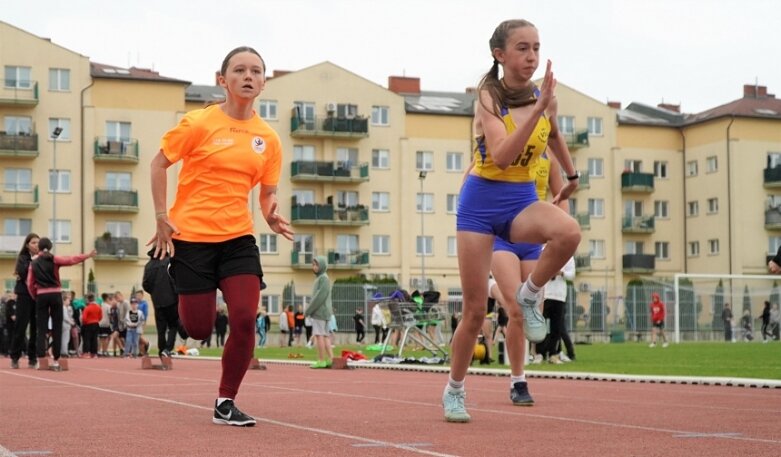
143, 249, 184, 357
9, 233, 39, 369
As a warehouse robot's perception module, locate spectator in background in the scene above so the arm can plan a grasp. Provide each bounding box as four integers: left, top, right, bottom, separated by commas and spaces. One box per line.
143, 251, 183, 358
306, 256, 333, 368
3, 294, 17, 357
10, 233, 39, 369
648, 292, 669, 348
722, 303, 734, 342
98, 293, 112, 356
372, 299, 388, 344
134, 290, 150, 356
353, 308, 365, 344
0, 291, 9, 356
80, 293, 101, 358
107, 294, 123, 356
61, 293, 75, 357
770, 303, 780, 340
278, 307, 289, 347
293, 305, 305, 346
740, 309, 754, 342
450, 311, 460, 344
761, 301, 772, 343
256, 307, 269, 348
285, 305, 295, 347
215, 307, 229, 347
124, 299, 145, 357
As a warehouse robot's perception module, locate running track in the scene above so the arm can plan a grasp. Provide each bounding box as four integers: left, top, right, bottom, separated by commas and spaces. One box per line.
1, 358, 779, 456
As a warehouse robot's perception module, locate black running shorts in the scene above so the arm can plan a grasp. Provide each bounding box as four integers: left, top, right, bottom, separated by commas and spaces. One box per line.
170, 235, 263, 294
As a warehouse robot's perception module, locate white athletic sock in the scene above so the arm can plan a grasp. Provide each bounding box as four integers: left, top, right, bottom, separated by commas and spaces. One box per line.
510, 374, 526, 386
217, 397, 233, 406
447, 377, 465, 392
524, 277, 542, 295
518, 279, 542, 305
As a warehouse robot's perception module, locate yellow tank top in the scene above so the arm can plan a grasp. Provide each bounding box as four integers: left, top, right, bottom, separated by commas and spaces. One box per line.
473, 105, 551, 183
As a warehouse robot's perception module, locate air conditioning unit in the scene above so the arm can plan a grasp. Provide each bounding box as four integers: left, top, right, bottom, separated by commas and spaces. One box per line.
578, 282, 591, 292
325, 102, 337, 113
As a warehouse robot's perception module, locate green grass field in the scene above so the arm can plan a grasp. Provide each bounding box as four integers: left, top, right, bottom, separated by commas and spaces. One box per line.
193, 340, 781, 380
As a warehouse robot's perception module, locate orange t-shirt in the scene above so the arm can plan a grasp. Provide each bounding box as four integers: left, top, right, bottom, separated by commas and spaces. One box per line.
160, 104, 282, 242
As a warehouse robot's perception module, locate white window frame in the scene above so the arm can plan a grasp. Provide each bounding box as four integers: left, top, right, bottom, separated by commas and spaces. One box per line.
372, 149, 390, 169
294, 102, 315, 122
293, 145, 316, 161
372, 192, 390, 212
557, 115, 575, 134
589, 239, 605, 259
4, 218, 32, 236
768, 153, 781, 169
49, 118, 71, 141
707, 198, 719, 214
588, 198, 604, 218
336, 147, 358, 168
448, 236, 457, 256
655, 241, 670, 260
49, 169, 71, 193
446, 152, 463, 172
687, 200, 699, 217
48, 68, 70, 91
708, 239, 719, 255
587, 117, 603, 136
336, 191, 359, 208
49, 219, 71, 243
292, 190, 315, 205
769, 236, 781, 255
588, 158, 604, 177
624, 241, 644, 255
416, 151, 434, 171
371, 106, 389, 126
259, 234, 278, 254
653, 161, 668, 179
3, 168, 32, 192
416, 236, 433, 256
688, 241, 700, 257
372, 235, 390, 255
687, 160, 698, 177
654, 200, 669, 219
261, 295, 280, 315
4, 66, 32, 89
446, 194, 458, 214
259, 100, 277, 120
4, 116, 32, 135
106, 121, 131, 142
706, 156, 718, 173
417, 193, 434, 213
105, 221, 131, 238
106, 172, 131, 191
624, 160, 642, 173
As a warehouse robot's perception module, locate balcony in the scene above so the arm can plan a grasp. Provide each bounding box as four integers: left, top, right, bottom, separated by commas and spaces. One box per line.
291, 203, 369, 226
621, 172, 654, 193
564, 129, 589, 150
622, 254, 655, 274
327, 249, 370, 269
0, 80, 39, 106
290, 250, 315, 269
0, 184, 39, 209
575, 171, 589, 190
764, 166, 781, 188
622, 215, 655, 234
94, 236, 139, 261
0, 133, 38, 158
291, 160, 369, 183
290, 115, 369, 139
93, 137, 140, 163
575, 254, 591, 271
93, 189, 139, 213
574, 212, 590, 230
765, 207, 781, 230
0, 234, 26, 259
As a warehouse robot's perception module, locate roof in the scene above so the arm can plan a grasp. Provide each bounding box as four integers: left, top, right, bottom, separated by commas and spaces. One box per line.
404, 90, 475, 116
685, 96, 781, 125
90, 62, 190, 84
618, 102, 685, 127
185, 84, 226, 103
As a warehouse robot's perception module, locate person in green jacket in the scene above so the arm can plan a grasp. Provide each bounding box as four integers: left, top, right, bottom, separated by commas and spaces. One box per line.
306, 256, 333, 368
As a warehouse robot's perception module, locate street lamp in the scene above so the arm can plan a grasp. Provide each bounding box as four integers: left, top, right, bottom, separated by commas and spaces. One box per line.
418, 170, 427, 290
51, 126, 63, 246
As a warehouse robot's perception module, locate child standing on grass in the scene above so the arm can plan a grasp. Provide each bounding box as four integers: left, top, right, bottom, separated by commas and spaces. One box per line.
305, 256, 333, 368
649, 293, 668, 348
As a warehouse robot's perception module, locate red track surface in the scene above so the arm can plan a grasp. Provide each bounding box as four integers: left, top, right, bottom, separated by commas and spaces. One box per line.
1, 357, 779, 457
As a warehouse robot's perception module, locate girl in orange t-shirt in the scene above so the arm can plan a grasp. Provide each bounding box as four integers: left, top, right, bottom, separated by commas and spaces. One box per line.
149, 46, 293, 427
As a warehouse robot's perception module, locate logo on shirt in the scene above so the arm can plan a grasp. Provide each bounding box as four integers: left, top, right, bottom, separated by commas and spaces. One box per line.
252, 136, 266, 154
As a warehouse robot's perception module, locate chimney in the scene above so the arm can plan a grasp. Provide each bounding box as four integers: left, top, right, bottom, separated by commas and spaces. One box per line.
465, 87, 477, 94
744, 84, 760, 98
607, 101, 621, 109
658, 103, 680, 113
388, 76, 420, 95
273, 70, 291, 78
758, 86, 768, 97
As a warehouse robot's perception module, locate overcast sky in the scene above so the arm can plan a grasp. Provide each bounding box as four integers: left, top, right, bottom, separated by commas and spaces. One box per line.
5, 0, 780, 113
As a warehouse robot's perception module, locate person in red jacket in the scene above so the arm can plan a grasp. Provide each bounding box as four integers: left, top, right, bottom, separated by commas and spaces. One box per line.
649, 292, 668, 348
80, 293, 102, 358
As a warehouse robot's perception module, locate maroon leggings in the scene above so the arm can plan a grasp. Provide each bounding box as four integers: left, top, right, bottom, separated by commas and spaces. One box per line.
179, 274, 259, 399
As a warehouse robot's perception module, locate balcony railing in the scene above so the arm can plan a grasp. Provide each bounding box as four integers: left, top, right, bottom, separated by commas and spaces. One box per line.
575, 254, 591, 270
291, 160, 369, 182
0, 183, 39, 209
564, 129, 589, 150
327, 249, 370, 269
0, 234, 26, 259
93, 189, 139, 212
0, 133, 38, 157
765, 207, 781, 230
93, 136, 140, 163
290, 115, 369, 139
622, 215, 655, 233
291, 203, 369, 226
0, 80, 39, 106
621, 172, 654, 192
622, 254, 655, 273
94, 236, 139, 261
574, 212, 590, 230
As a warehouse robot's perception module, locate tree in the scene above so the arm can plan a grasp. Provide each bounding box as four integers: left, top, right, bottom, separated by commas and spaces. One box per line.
624, 279, 645, 331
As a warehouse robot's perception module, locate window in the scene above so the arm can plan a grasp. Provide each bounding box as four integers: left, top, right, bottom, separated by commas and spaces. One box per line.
569, 198, 578, 217
372, 149, 390, 169
417, 193, 434, 212
688, 241, 700, 257
49, 118, 71, 141
446, 152, 463, 172
372, 192, 390, 211
261, 295, 280, 315
336, 147, 358, 168
588, 198, 604, 217
768, 195, 781, 209
448, 236, 457, 256
259, 100, 277, 120
687, 201, 699, 217
654, 161, 668, 179
336, 191, 359, 207
49, 170, 71, 193
106, 121, 131, 142
259, 234, 277, 253
293, 145, 315, 161
589, 239, 605, 259
416, 236, 433, 256
4, 66, 32, 88
3, 116, 32, 135
655, 241, 670, 260
293, 234, 313, 264
416, 151, 433, 171
3, 168, 32, 192
768, 236, 781, 255
624, 160, 642, 173
106, 172, 131, 191
371, 106, 389, 126
49, 219, 71, 243
337, 104, 357, 118
373, 235, 390, 255
105, 221, 131, 238
624, 241, 644, 255
768, 153, 781, 169
4, 218, 32, 235
624, 200, 643, 217
687, 160, 698, 177
706, 156, 718, 173
447, 194, 459, 214
336, 234, 359, 254
48, 68, 70, 91
707, 198, 719, 214
708, 239, 719, 255
587, 158, 603, 177
292, 190, 314, 205
587, 117, 603, 136
654, 200, 669, 219
557, 115, 574, 134
294, 102, 315, 123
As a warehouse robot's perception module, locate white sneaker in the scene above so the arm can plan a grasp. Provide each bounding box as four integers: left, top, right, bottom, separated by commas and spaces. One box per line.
549, 355, 563, 365
442, 388, 471, 423
516, 284, 547, 343
530, 354, 543, 364
649, 343, 656, 348
559, 353, 572, 363
662, 342, 669, 348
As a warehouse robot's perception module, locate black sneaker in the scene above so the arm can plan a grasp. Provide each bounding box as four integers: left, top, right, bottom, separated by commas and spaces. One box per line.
213, 399, 256, 427
10, 359, 19, 369
510, 381, 535, 406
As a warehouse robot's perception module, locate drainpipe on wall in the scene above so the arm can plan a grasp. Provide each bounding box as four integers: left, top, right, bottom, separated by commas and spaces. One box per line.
726, 115, 735, 275
80, 80, 94, 292
679, 127, 687, 273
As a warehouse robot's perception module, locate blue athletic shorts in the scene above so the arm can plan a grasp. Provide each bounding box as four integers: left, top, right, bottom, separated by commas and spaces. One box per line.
493, 237, 541, 261
457, 175, 538, 242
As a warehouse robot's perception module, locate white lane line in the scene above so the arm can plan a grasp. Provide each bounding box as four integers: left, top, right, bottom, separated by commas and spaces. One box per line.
0, 371, 459, 457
